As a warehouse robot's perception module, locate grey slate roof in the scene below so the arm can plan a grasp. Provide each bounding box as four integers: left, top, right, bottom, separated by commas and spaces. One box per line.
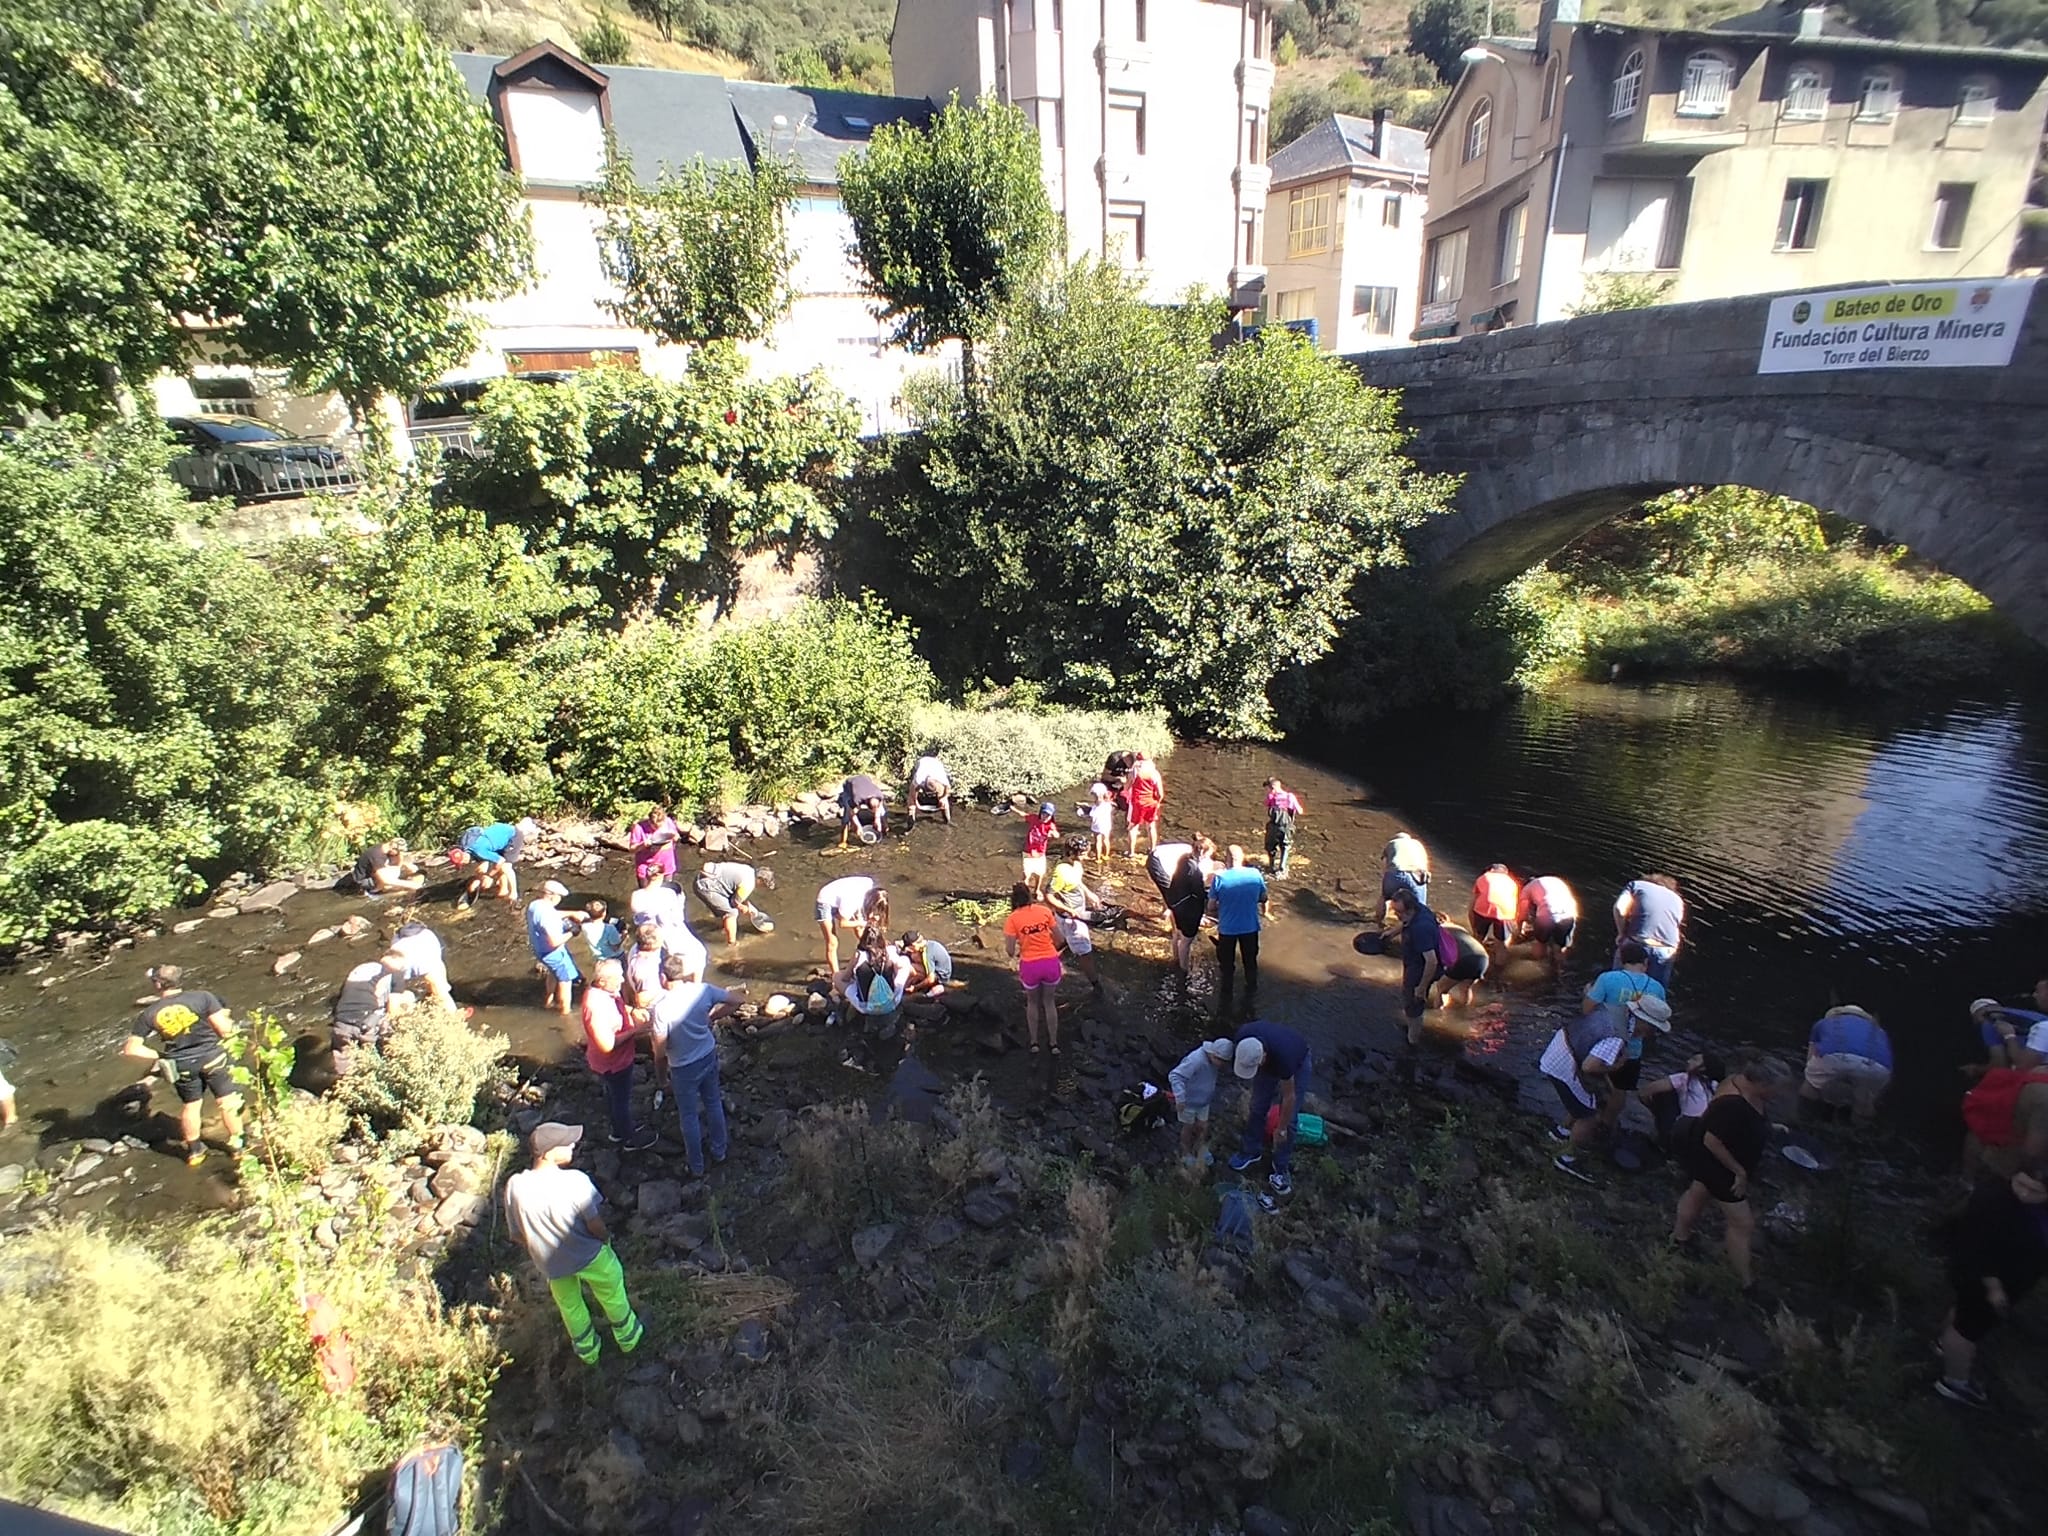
1266, 112, 1430, 191
450, 50, 931, 189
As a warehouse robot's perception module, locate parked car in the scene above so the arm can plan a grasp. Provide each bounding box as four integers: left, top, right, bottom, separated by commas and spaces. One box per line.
164, 415, 359, 501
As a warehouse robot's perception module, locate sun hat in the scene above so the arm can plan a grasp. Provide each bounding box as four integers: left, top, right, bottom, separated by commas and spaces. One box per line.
541, 879, 569, 898
1233, 1038, 1267, 1079
1628, 995, 1673, 1031
531, 1122, 584, 1156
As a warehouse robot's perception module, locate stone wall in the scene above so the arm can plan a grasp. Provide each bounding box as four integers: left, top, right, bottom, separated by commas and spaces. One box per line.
1348, 287, 2048, 644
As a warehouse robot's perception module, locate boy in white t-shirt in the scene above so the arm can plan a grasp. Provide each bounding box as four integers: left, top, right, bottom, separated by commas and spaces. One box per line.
1640, 1051, 1724, 1147
1085, 783, 1116, 863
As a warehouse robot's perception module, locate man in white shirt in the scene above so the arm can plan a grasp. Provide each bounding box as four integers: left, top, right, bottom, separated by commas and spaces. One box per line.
630, 882, 705, 980
1542, 994, 1670, 1174
908, 752, 953, 825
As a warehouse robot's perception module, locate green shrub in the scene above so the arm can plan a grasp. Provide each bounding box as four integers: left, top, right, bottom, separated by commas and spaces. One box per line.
0, 1214, 498, 1533
1096, 1250, 1255, 1423
907, 700, 1172, 800
335, 1005, 508, 1147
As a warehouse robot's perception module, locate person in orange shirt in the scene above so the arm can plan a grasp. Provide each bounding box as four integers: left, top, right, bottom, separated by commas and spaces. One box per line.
1003, 883, 1069, 1059
1469, 864, 1521, 946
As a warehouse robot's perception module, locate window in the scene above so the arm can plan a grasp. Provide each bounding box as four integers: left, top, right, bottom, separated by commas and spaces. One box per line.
1244, 107, 1266, 164
503, 87, 606, 184
1956, 79, 1995, 124
1383, 194, 1402, 228
1425, 228, 1468, 306
1775, 178, 1826, 250
1464, 98, 1491, 163
1586, 178, 1683, 271
1241, 212, 1261, 265
1108, 91, 1146, 157
1353, 285, 1398, 336
1541, 56, 1561, 121
1658, 181, 1693, 269
1930, 182, 1974, 249
1108, 201, 1146, 264
1677, 53, 1733, 117
1857, 68, 1901, 122
1133, 0, 1147, 41
1287, 188, 1333, 256
1496, 198, 1528, 286
1014, 0, 1035, 29
1275, 289, 1316, 323
1251, 10, 1267, 59
1052, 0, 1062, 28
1611, 49, 1645, 118
1783, 64, 1828, 120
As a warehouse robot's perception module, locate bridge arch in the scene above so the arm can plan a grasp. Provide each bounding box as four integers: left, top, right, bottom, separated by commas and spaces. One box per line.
1349, 286, 2048, 643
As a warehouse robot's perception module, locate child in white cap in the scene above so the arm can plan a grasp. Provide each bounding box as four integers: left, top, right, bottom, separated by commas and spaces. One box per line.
1169, 1037, 1238, 1171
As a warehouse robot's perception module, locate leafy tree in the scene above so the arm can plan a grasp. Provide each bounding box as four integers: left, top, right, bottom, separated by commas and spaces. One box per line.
1566, 272, 1676, 315
853, 262, 1457, 737
1271, 74, 1447, 151
0, 0, 268, 419
839, 95, 1058, 356
593, 150, 796, 345
452, 351, 861, 618
225, 0, 532, 429
577, 5, 635, 63
1406, 0, 1486, 82
0, 421, 337, 942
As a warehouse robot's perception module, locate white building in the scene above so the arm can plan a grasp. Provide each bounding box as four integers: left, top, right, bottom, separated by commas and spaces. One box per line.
891, 0, 1278, 307
1261, 111, 1429, 352
445, 43, 943, 433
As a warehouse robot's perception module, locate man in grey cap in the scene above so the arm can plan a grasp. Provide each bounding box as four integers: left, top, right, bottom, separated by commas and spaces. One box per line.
503, 1122, 644, 1367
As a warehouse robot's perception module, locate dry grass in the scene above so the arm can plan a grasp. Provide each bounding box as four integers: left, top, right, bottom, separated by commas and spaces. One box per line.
929, 1076, 1004, 1195
1660, 1366, 1781, 1481
786, 1100, 926, 1230
1048, 1177, 1116, 1369
1549, 1311, 1644, 1437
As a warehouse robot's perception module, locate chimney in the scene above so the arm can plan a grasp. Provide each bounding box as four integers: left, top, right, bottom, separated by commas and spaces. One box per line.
1798, 3, 1825, 37
1372, 106, 1387, 159
1537, 0, 1581, 60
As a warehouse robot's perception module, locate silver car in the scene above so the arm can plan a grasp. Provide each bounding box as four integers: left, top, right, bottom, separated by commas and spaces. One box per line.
164, 414, 360, 501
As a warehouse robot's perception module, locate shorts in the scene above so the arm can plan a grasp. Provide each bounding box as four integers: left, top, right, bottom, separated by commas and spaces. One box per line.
1803, 1053, 1892, 1117
172, 1056, 236, 1104
537, 947, 579, 984
1550, 1075, 1599, 1123
1610, 1057, 1643, 1093
1177, 1101, 1212, 1126
1057, 916, 1093, 955
1444, 952, 1488, 984
1950, 1261, 2040, 1342
817, 901, 859, 925
1530, 915, 1576, 949
694, 877, 738, 918
1470, 914, 1511, 944
1019, 956, 1063, 991
914, 783, 948, 805
1130, 805, 1160, 828
1022, 853, 1048, 878
1673, 1119, 1747, 1202
331, 1011, 390, 1048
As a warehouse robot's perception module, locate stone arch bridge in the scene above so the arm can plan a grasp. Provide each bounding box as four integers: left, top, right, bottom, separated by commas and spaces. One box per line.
1348, 284, 2048, 644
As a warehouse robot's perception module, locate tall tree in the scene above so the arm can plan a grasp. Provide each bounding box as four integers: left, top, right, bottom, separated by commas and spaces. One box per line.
227, 0, 532, 429
592, 149, 796, 345
0, 0, 269, 419
838, 94, 1057, 357
1406, 0, 1486, 82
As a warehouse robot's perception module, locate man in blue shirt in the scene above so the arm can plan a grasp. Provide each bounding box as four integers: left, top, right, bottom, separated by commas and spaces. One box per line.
452, 819, 527, 908
1393, 887, 1441, 1046
650, 958, 747, 1177
1207, 845, 1268, 1017
1613, 875, 1685, 988
1228, 1019, 1311, 1196
1801, 1004, 1893, 1123
1582, 941, 1669, 1098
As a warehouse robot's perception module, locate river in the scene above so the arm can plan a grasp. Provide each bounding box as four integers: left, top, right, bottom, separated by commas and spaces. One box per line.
5, 677, 2046, 1213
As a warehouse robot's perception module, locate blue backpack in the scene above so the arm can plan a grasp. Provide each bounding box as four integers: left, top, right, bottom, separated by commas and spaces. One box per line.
1215, 1189, 1258, 1256
386, 1445, 462, 1536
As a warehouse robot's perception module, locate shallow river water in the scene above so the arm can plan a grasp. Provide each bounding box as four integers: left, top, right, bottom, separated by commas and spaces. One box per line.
5, 676, 2046, 1212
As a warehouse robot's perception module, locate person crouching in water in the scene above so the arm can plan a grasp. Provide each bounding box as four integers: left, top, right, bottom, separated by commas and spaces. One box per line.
1639, 1052, 1725, 1149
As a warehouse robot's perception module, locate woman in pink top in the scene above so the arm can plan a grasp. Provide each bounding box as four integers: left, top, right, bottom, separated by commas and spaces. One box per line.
629, 806, 680, 887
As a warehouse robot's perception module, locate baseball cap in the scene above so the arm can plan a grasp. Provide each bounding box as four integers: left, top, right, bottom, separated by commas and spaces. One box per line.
541, 879, 569, 898
531, 1122, 584, 1156
1204, 1037, 1235, 1061
1233, 1038, 1267, 1079
1628, 995, 1673, 1031
446, 846, 471, 866
1038, 801, 1056, 817
1969, 997, 2004, 1017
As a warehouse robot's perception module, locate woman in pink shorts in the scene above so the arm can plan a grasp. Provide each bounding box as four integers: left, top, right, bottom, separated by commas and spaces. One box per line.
1002, 883, 1068, 1058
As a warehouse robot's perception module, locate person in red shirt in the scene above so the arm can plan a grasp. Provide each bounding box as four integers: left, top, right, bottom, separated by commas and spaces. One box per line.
582, 960, 655, 1151
1003, 884, 1068, 1059
1469, 864, 1521, 946
1021, 802, 1058, 895
1125, 754, 1165, 859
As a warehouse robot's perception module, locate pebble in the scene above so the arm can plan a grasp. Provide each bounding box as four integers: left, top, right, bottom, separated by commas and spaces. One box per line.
732, 1319, 770, 1364
0, 1166, 25, 1195
637, 1180, 684, 1219
1198, 1409, 1253, 1453
308, 927, 340, 945
63, 1155, 105, 1181
962, 1187, 1016, 1228
851, 1222, 898, 1267
172, 919, 205, 935
272, 951, 302, 976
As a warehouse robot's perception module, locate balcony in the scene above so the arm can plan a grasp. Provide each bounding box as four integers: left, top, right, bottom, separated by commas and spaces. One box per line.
1237, 57, 1275, 109
1233, 163, 1272, 201
1008, 26, 1063, 102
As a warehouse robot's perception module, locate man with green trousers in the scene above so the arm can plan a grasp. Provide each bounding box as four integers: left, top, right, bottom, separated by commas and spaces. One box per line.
504, 1121, 645, 1366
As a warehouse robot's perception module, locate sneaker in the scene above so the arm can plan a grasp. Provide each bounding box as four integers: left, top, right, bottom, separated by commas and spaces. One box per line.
1935, 1377, 1990, 1408
1228, 1152, 1260, 1173
1269, 1172, 1293, 1196
625, 1125, 659, 1152
184, 1143, 207, 1167
1547, 1124, 1573, 1143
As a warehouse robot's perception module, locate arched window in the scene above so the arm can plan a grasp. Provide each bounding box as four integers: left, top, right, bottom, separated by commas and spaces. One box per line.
1611, 49, 1645, 119
1782, 64, 1828, 121
1541, 56, 1561, 121
1956, 77, 1996, 124
1464, 98, 1492, 162
1857, 67, 1901, 122
1677, 52, 1733, 117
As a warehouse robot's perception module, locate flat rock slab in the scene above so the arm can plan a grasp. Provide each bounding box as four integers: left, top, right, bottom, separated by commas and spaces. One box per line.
237, 881, 300, 913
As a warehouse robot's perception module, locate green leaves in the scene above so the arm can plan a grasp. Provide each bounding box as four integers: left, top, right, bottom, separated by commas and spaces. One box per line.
838, 94, 1057, 353
593, 148, 797, 346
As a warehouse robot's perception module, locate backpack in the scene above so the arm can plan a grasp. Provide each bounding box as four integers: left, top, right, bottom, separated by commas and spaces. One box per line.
1114, 1084, 1174, 1134
1434, 921, 1460, 973
386, 1444, 463, 1536
1214, 1189, 1258, 1256
1961, 1068, 2048, 1147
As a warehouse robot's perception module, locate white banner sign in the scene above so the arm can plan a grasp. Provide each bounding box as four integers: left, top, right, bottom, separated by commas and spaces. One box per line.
1758, 278, 2035, 374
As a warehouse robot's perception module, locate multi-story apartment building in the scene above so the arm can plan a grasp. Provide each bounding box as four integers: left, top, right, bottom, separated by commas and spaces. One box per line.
1416, 0, 2048, 339
1261, 111, 1429, 352
891, 0, 1278, 306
